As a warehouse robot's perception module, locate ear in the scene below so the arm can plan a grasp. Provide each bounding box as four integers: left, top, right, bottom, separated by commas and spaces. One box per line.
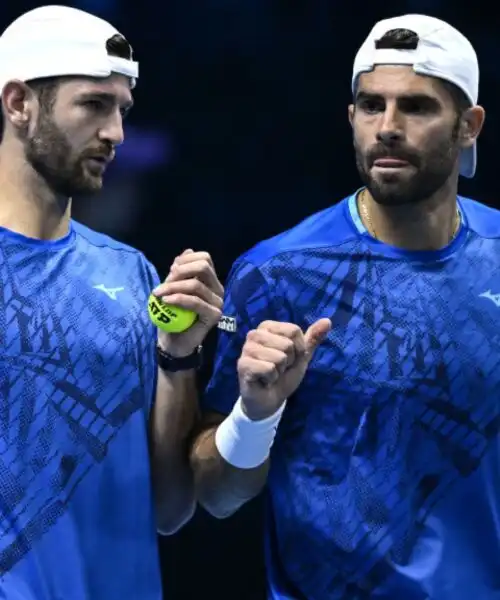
459, 105, 485, 150
348, 104, 355, 128
1, 79, 37, 130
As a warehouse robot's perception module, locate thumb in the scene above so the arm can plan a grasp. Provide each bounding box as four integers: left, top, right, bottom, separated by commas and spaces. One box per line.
181, 248, 194, 255
304, 318, 332, 356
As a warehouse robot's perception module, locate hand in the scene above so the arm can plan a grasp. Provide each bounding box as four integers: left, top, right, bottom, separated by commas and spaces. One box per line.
237, 318, 331, 420
153, 249, 224, 357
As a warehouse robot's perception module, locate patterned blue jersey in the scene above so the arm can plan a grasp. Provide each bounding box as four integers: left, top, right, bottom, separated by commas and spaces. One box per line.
204, 191, 500, 600
0, 221, 161, 600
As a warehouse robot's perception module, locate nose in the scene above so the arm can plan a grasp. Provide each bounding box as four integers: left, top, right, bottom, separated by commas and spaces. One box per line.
376, 103, 404, 145
98, 109, 125, 147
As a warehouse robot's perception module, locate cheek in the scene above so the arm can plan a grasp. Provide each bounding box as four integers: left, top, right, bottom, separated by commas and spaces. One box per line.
407, 120, 454, 151
352, 125, 370, 156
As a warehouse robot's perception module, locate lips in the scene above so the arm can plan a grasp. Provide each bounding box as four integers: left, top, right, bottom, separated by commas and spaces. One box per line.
373, 157, 409, 168
87, 155, 110, 164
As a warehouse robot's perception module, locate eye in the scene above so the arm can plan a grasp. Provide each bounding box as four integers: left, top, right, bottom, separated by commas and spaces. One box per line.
358, 98, 384, 114
84, 99, 106, 111
399, 97, 440, 115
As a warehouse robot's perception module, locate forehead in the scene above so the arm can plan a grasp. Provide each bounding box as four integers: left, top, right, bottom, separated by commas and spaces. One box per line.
357, 65, 449, 103
56, 74, 133, 105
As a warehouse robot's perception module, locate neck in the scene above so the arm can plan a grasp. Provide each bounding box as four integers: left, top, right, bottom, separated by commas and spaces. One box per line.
360, 180, 460, 251
0, 142, 71, 241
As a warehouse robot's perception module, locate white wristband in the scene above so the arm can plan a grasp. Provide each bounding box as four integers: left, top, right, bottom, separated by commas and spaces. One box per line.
215, 397, 286, 469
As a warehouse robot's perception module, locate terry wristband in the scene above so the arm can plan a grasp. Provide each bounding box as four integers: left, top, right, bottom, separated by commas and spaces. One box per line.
214, 397, 286, 469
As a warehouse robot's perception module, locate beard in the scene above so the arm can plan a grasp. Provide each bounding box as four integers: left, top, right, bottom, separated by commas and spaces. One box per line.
24, 109, 105, 198
353, 123, 461, 206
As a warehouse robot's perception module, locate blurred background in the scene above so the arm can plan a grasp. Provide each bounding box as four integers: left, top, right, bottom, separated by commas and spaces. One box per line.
2, 1, 497, 598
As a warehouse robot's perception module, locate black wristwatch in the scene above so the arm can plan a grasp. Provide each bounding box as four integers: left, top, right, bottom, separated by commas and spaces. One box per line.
156, 344, 203, 372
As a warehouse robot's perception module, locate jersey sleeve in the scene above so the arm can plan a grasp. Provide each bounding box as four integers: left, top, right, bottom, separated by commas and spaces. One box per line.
144, 257, 161, 291
202, 257, 284, 416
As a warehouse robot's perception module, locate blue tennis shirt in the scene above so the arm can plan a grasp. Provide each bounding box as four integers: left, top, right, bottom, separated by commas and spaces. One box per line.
0, 221, 162, 600
204, 191, 500, 600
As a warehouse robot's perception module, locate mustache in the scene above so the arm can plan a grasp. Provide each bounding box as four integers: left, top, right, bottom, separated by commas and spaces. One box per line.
367, 144, 420, 167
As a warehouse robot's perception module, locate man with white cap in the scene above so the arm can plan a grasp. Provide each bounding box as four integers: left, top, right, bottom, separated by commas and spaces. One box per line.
191, 14, 500, 600
0, 5, 223, 600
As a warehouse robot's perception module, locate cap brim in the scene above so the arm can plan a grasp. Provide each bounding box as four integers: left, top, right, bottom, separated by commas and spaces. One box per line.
460, 143, 476, 178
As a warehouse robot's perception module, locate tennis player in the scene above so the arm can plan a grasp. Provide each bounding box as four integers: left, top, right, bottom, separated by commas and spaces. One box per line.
0, 6, 222, 600
191, 15, 499, 600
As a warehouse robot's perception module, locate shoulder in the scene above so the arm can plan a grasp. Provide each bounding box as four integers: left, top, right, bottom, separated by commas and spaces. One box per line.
72, 221, 159, 285
460, 197, 500, 239
72, 220, 145, 256
240, 195, 358, 271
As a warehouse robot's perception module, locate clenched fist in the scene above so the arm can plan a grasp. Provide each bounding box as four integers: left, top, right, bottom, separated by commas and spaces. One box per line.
237, 319, 331, 420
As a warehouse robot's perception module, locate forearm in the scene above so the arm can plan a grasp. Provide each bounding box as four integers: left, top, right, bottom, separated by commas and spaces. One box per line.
150, 368, 199, 534
190, 423, 269, 518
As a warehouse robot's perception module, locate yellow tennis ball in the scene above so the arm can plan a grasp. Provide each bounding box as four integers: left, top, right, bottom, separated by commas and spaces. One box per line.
148, 294, 197, 333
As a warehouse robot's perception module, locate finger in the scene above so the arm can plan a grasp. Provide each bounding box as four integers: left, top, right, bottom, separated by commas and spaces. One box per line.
167, 260, 224, 296
160, 294, 222, 323
304, 318, 331, 355
257, 321, 306, 357
173, 251, 214, 268
243, 341, 290, 375
157, 280, 223, 310
257, 321, 302, 338
238, 356, 281, 387
245, 330, 296, 367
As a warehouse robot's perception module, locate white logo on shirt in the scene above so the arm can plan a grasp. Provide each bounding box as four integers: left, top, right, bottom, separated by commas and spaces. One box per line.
93, 284, 125, 301
479, 290, 500, 308
217, 315, 237, 333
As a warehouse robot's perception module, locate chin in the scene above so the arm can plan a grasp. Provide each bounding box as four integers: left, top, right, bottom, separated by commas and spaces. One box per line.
367, 182, 414, 206
76, 174, 104, 195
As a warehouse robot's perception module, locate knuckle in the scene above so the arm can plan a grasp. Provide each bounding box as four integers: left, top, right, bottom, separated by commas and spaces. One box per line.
198, 261, 211, 276
246, 329, 259, 342
197, 253, 212, 267
187, 278, 202, 292
241, 338, 254, 355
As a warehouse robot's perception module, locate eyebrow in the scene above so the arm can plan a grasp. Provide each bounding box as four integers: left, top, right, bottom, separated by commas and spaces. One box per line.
355, 90, 439, 104
79, 91, 134, 112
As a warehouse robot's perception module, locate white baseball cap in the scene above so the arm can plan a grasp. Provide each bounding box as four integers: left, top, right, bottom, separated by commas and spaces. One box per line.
352, 14, 479, 178
0, 5, 139, 92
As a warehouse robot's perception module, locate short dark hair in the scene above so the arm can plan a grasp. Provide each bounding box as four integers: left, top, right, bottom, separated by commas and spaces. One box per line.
26, 33, 133, 110
374, 28, 471, 115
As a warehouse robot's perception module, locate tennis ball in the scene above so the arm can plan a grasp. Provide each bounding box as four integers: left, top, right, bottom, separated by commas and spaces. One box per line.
148, 294, 197, 333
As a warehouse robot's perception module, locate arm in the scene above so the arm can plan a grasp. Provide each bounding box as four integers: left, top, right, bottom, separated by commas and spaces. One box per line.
150, 366, 199, 534
148, 250, 223, 534
189, 258, 331, 518
190, 411, 269, 519
191, 318, 330, 519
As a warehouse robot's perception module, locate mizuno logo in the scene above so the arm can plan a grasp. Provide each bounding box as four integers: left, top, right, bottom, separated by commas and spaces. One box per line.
479, 290, 500, 308
93, 284, 125, 300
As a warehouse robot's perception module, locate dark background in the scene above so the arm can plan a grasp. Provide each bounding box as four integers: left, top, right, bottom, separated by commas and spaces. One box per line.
2, 1, 498, 598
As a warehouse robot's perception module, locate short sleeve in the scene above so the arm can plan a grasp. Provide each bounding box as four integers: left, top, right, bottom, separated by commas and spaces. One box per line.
202, 257, 284, 416
144, 258, 161, 291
